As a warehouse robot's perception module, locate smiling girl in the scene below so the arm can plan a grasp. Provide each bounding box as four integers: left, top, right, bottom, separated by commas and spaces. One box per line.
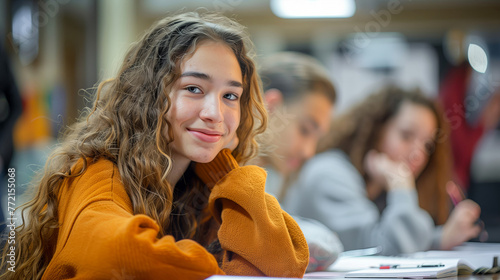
1, 12, 308, 279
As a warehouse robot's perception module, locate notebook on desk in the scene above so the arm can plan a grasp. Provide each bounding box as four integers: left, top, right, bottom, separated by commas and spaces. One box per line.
342, 255, 499, 279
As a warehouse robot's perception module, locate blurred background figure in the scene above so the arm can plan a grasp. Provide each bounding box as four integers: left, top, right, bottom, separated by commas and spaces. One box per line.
252, 52, 343, 271
283, 86, 482, 255
256, 52, 336, 199
0, 43, 22, 233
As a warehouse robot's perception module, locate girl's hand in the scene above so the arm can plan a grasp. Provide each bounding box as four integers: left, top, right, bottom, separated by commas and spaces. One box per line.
364, 150, 416, 191
440, 199, 482, 250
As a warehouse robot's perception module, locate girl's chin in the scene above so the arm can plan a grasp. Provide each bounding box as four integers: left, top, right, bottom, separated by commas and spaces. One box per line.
186, 149, 220, 163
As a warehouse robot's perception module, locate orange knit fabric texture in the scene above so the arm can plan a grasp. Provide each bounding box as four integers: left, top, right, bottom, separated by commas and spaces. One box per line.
42, 150, 308, 279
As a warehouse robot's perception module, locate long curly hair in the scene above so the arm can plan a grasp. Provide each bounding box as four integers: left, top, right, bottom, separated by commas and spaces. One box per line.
1, 12, 267, 279
318, 86, 451, 225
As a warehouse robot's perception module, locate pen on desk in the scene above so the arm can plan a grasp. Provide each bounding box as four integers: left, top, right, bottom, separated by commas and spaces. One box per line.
377, 264, 445, 269
445, 181, 488, 242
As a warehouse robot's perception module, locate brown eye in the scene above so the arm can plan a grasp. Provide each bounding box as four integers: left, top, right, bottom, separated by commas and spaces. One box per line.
223, 93, 239, 101
185, 86, 202, 94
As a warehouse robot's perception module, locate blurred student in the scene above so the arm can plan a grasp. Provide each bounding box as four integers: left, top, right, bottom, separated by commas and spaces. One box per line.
253, 52, 343, 271
284, 86, 482, 255
1, 12, 308, 279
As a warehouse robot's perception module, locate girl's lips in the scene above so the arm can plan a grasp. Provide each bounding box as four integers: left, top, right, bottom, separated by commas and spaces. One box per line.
188, 128, 222, 143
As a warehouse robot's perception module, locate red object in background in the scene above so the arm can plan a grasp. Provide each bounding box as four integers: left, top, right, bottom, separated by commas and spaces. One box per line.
439, 62, 485, 191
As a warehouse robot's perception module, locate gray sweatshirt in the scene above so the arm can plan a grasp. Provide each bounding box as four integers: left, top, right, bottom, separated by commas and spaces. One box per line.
263, 165, 344, 271
282, 149, 442, 256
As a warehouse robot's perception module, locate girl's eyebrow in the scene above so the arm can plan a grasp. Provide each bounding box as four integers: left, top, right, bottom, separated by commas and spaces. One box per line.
181, 71, 243, 88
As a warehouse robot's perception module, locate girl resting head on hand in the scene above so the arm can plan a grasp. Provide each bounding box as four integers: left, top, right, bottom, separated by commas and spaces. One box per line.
3, 12, 309, 280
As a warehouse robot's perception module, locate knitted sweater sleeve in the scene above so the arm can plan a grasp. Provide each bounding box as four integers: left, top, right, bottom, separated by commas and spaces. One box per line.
42, 159, 225, 280
195, 149, 309, 277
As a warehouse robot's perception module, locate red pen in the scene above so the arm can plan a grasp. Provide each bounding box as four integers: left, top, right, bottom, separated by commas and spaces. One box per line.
446, 181, 466, 206
377, 264, 444, 269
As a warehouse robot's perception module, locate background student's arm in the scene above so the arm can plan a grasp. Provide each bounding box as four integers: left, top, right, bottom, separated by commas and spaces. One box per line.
195, 149, 309, 277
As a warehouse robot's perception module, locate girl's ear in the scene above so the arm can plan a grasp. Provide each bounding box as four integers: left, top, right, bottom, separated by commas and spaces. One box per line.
264, 89, 284, 113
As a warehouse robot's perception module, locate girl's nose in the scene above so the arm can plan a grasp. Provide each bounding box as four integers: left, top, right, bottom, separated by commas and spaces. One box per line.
200, 94, 223, 123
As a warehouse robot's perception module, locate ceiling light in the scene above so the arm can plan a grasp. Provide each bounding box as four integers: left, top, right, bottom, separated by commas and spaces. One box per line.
271, 0, 356, 18
468, 43, 488, 73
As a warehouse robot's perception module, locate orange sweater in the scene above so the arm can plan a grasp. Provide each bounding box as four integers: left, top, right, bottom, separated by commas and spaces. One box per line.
42, 149, 308, 279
